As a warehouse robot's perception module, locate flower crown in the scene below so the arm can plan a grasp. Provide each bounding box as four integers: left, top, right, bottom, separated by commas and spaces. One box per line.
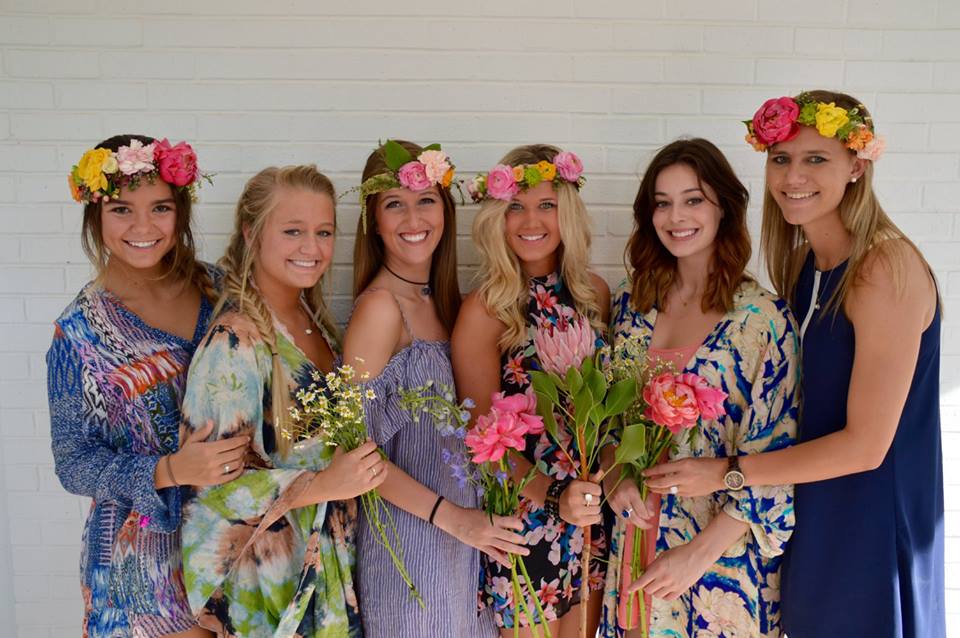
68, 138, 211, 205
744, 93, 885, 161
467, 151, 585, 203
347, 140, 456, 232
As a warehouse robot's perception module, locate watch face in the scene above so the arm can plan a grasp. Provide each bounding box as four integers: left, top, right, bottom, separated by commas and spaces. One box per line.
724, 471, 745, 490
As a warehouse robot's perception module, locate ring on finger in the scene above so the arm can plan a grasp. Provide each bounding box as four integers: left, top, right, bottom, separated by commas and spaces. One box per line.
621, 507, 633, 518
371, 466, 378, 477
222, 463, 231, 475
669, 485, 678, 495
584, 492, 594, 506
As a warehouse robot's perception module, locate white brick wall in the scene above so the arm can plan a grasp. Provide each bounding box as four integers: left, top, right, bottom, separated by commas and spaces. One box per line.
1, 2, 958, 636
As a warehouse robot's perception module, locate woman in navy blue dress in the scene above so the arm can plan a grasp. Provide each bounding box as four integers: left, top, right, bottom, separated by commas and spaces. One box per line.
641, 90, 944, 637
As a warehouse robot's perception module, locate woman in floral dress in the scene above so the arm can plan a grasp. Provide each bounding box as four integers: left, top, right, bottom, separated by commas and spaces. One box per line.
453, 144, 610, 637
179, 165, 386, 637
600, 139, 799, 638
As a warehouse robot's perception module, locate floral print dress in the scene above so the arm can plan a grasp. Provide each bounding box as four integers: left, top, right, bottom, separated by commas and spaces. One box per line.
599, 279, 800, 638
180, 310, 361, 638
481, 272, 609, 628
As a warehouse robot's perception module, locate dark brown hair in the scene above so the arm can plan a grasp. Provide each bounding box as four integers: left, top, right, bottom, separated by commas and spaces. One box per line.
626, 138, 751, 313
352, 140, 461, 333
79, 133, 216, 301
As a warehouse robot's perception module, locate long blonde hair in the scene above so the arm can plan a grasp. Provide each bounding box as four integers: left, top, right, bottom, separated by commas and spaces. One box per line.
473, 144, 601, 351
216, 165, 340, 456
759, 90, 932, 314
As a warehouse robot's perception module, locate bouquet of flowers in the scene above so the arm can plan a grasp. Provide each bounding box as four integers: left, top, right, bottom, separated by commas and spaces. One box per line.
289, 364, 423, 607
528, 317, 637, 638
603, 334, 727, 634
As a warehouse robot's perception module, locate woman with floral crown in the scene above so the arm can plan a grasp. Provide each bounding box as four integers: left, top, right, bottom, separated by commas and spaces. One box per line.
343, 140, 518, 637
48, 134, 238, 637
641, 90, 945, 637
453, 144, 611, 638
178, 165, 386, 637
598, 138, 799, 638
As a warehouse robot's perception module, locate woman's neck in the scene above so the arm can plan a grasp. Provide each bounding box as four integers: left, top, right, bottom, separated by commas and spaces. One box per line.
802, 210, 852, 271
254, 274, 302, 317
383, 255, 431, 283
101, 258, 177, 301
673, 250, 712, 306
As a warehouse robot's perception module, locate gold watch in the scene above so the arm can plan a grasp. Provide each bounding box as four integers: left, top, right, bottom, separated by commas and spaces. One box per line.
723, 456, 745, 491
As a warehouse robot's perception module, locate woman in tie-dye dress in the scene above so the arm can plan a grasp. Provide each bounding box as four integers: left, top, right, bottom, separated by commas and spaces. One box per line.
179, 165, 386, 637
599, 139, 799, 638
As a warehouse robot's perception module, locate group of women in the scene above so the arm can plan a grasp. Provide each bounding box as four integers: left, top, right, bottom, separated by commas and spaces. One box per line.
47, 88, 944, 638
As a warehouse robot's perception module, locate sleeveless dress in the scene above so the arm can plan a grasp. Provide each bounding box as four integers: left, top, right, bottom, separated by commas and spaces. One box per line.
353, 291, 497, 638
480, 272, 610, 628
781, 253, 945, 637
46, 275, 214, 638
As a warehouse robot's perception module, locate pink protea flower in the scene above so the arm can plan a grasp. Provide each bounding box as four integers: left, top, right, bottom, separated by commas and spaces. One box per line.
642, 373, 700, 433
533, 316, 596, 376
676, 372, 727, 421
154, 139, 199, 187
491, 387, 544, 436
486, 164, 519, 200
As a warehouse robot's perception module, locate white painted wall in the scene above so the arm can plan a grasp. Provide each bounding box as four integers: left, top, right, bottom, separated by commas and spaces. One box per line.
1, 2, 958, 635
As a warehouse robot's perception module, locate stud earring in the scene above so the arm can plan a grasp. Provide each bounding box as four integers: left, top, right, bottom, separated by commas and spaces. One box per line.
850, 177, 858, 183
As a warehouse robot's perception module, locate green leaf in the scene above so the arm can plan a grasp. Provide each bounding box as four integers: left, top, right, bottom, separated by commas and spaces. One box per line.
535, 395, 559, 441
584, 367, 606, 404
530, 370, 559, 405
565, 366, 583, 396
614, 424, 648, 466
383, 140, 413, 171
573, 385, 593, 430
603, 378, 637, 419
422, 143, 441, 152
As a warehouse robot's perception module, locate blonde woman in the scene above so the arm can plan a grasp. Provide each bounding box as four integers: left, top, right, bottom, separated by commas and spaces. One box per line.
47, 134, 231, 638
642, 90, 944, 637
453, 144, 610, 637
179, 165, 385, 637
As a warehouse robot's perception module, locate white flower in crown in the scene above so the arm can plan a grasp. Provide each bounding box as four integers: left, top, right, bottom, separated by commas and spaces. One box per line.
417, 149, 451, 184
115, 139, 156, 176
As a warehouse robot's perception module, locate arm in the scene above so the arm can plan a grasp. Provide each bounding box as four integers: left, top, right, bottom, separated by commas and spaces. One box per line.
589, 272, 611, 325
47, 327, 182, 533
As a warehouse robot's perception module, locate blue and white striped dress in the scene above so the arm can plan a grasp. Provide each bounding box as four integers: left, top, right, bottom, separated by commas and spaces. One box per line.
355, 303, 497, 637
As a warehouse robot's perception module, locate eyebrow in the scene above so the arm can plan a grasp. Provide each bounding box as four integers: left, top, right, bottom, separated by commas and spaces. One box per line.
654, 188, 702, 196
106, 198, 176, 206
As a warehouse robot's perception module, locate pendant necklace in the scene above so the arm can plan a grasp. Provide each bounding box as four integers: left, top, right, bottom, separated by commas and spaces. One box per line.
384, 264, 432, 296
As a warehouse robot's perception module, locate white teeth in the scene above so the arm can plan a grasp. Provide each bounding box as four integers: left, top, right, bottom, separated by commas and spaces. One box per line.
786, 192, 816, 199
520, 234, 546, 241
126, 240, 159, 248
290, 260, 317, 267
400, 232, 427, 243
670, 229, 697, 238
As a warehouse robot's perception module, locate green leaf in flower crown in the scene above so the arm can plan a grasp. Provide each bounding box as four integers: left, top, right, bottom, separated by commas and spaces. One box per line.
614, 423, 648, 466
530, 370, 559, 406
422, 143, 441, 151
383, 140, 413, 171
566, 366, 583, 396
535, 395, 559, 441
604, 377, 637, 419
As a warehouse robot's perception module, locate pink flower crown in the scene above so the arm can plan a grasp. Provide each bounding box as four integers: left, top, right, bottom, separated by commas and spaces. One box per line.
744, 93, 885, 161
467, 150, 586, 203
68, 138, 211, 205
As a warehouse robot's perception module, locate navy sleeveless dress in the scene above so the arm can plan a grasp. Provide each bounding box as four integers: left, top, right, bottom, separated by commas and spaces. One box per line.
781, 253, 945, 638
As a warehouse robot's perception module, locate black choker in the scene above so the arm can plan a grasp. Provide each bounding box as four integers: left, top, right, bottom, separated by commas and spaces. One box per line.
384, 264, 431, 296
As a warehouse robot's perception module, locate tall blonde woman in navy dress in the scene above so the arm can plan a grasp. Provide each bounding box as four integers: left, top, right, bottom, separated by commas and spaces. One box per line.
642, 90, 945, 637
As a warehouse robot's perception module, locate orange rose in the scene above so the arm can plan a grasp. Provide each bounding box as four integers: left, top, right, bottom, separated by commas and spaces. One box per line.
442, 167, 454, 188
513, 166, 524, 182
845, 125, 874, 151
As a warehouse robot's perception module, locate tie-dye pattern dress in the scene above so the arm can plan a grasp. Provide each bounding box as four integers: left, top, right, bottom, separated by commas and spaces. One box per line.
599, 279, 799, 638
46, 280, 214, 638
180, 309, 361, 638
480, 271, 610, 628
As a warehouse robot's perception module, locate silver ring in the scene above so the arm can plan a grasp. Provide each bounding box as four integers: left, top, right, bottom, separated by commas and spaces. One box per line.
669, 485, 678, 495
625, 507, 634, 515
585, 493, 594, 505
371, 466, 378, 477
223, 464, 231, 475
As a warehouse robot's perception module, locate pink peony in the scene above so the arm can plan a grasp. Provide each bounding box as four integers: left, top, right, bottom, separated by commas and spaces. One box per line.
397, 161, 431, 191
116, 139, 156, 176
465, 409, 528, 464
486, 164, 519, 201
417, 150, 451, 184
490, 387, 544, 436
675, 372, 727, 421
553, 151, 583, 182
642, 373, 700, 433
856, 134, 886, 162
534, 316, 596, 376
751, 97, 801, 147
154, 139, 199, 187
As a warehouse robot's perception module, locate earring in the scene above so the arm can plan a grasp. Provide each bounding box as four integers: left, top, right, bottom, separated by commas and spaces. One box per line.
850, 177, 858, 183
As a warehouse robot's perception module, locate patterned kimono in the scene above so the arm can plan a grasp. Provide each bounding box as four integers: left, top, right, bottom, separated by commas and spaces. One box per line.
600, 279, 800, 638
180, 310, 361, 638
46, 279, 214, 638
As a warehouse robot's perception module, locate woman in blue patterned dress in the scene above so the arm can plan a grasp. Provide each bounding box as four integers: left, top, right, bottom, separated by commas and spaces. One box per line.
343, 140, 517, 637
453, 144, 611, 637
179, 165, 385, 637
642, 91, 945, 637
600, 139, 799, 638
47, 134, 243, 638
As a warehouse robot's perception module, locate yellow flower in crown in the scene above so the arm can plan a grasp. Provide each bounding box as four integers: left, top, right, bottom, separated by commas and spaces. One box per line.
815, 102, 849, 138
536, 161, 557, 181
442, 167, 454, 188
77, 148, 113, 192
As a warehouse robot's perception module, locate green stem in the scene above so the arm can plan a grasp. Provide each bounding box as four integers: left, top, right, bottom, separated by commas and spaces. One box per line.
517, 555, 552, 638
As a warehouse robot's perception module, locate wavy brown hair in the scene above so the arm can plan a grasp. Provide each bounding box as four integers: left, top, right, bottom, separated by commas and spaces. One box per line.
352, 140, 461, 333
627, 138, 752, 314
80, 133, 217, 302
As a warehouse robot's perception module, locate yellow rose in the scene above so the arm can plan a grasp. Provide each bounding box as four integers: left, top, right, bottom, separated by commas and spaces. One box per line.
815, 102, 849, 138
77, 148, 112, 192
536, 161, 557, 181
101, 154, 118, 174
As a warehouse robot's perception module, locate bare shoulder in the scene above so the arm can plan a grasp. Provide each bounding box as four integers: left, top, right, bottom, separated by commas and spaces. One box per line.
589, 272, 612, 322
848, 238, 936, 330
344, 289, 403, 342
453, 290, 506, 345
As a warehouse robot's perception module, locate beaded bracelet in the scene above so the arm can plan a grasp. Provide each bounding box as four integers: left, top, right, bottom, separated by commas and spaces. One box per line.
543, 479, 570, 519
